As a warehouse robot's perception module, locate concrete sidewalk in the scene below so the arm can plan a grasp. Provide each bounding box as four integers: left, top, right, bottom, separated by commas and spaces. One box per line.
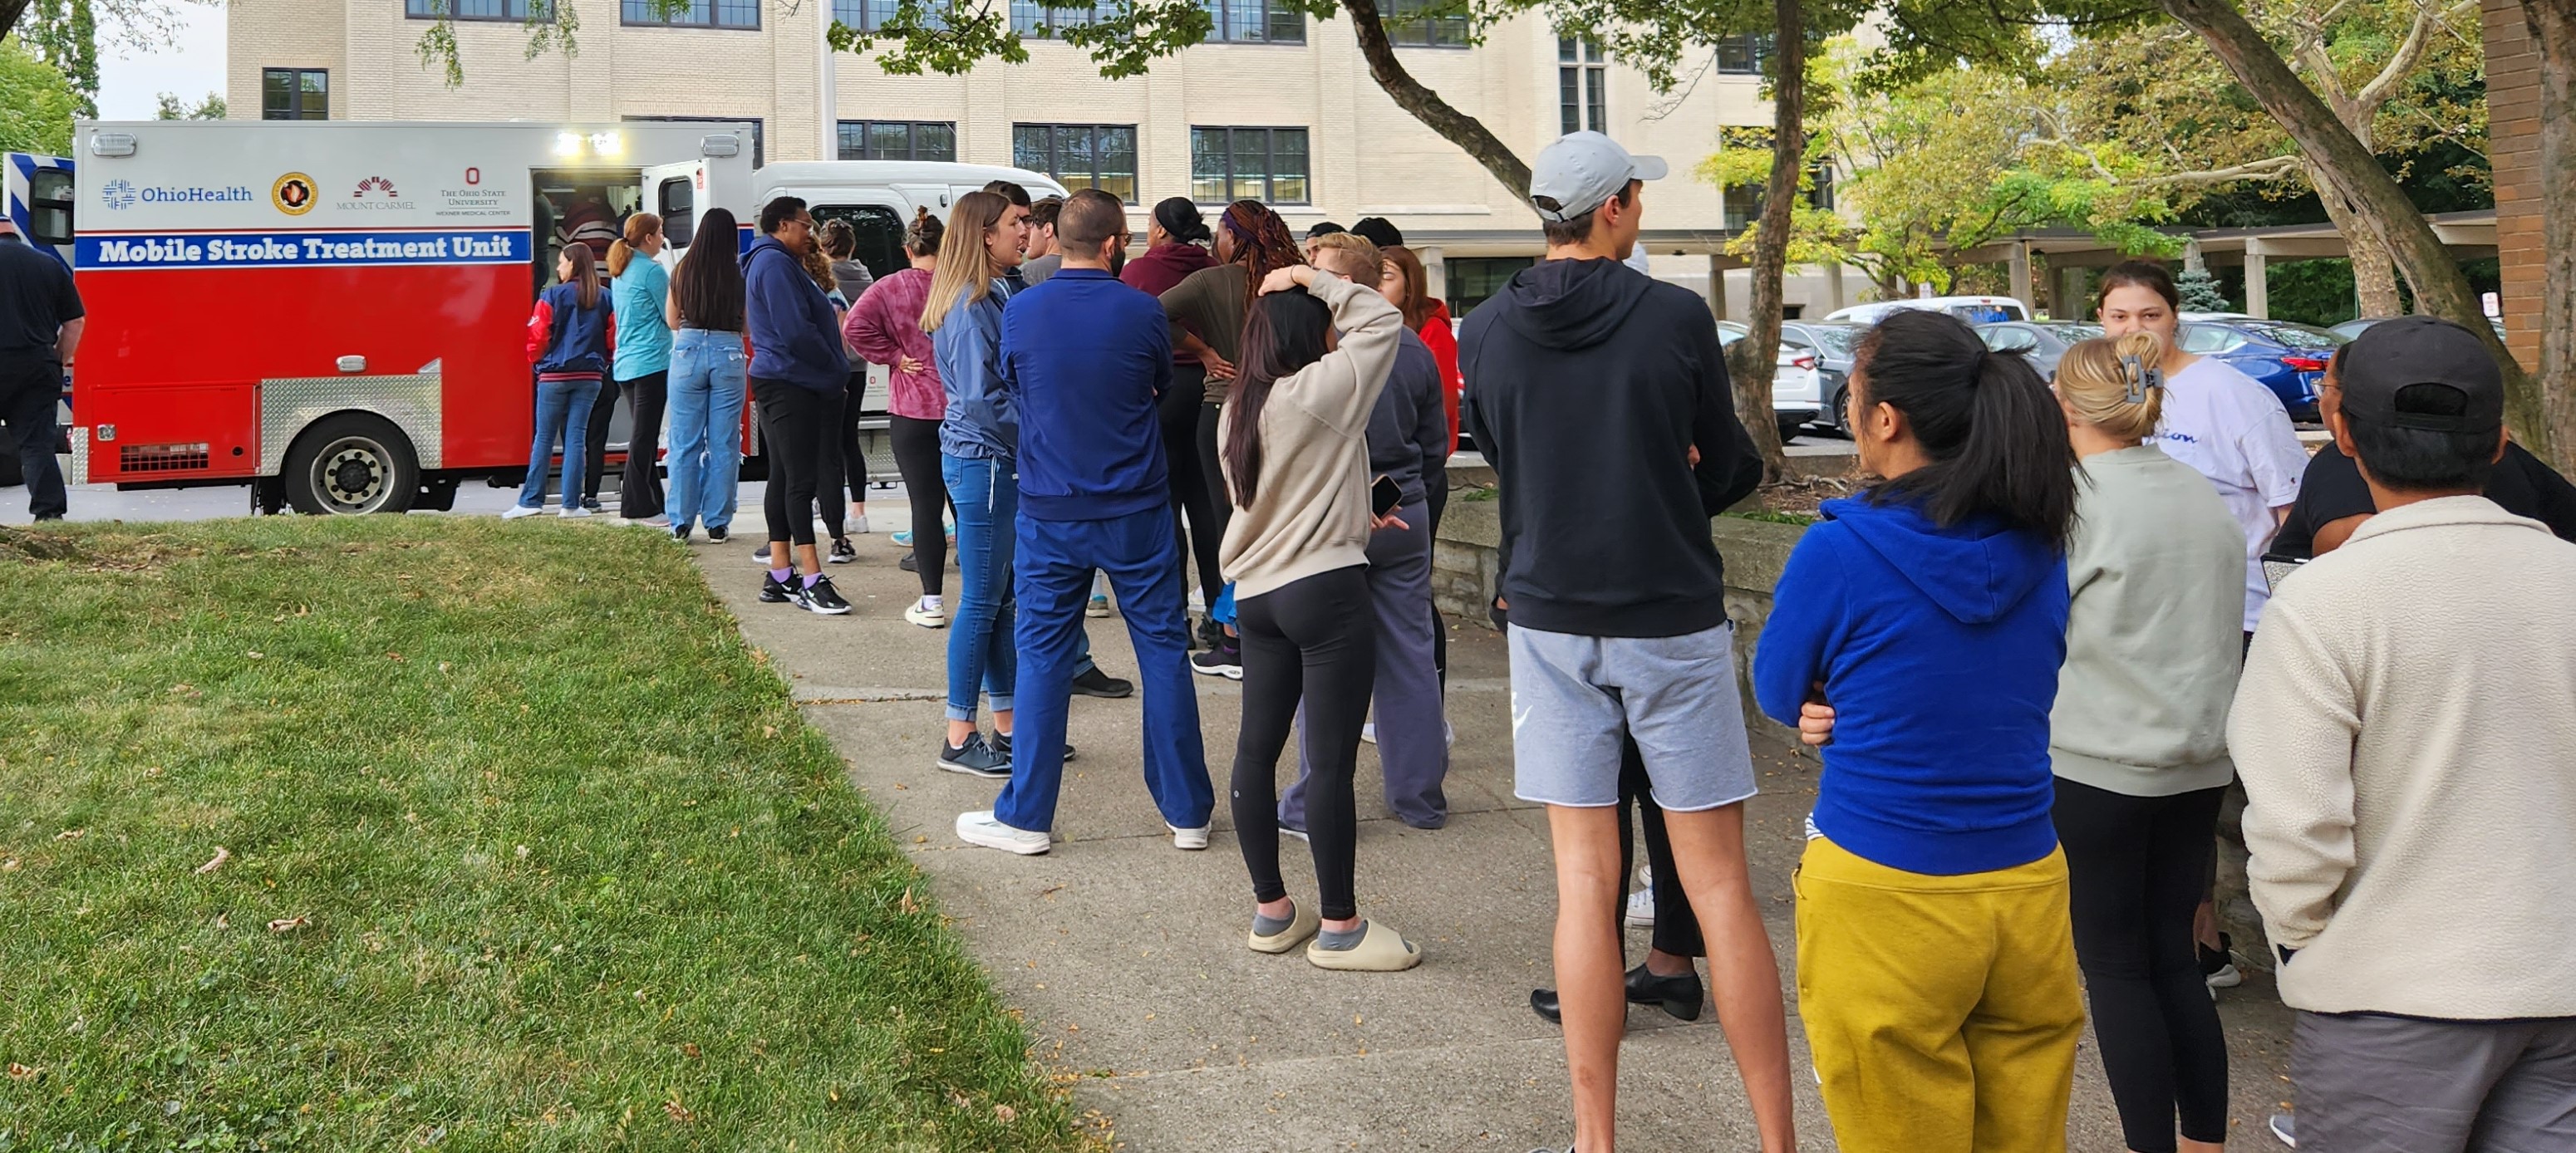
696, 514, 2297, 1151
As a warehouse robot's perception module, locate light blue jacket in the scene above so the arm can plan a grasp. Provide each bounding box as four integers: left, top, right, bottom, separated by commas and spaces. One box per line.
612, 259, 672, 381
933, 277, 1017, 460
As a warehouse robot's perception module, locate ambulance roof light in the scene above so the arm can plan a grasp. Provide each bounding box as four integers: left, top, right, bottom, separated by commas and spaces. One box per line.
91, 132, 136, 158
588, 131, 623, 157
553, 132, 583, 158
701, 135, 740, 159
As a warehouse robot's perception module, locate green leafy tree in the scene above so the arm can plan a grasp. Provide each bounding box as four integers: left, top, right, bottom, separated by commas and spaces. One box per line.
0, 39, 78, 155
18, 0, 99, 117
153, 90, 226, 118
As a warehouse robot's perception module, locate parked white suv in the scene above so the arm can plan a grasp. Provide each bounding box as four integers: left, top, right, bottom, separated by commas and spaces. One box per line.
1825, 295, 2031, 325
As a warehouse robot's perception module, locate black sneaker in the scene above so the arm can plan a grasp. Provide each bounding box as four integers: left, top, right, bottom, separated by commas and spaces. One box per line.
1197, 616, 1226, 651
801, 573, 853, 616
1192, 640, 1242, 680
994, 731, 1075, 764
752, 545, 774, 565
898, 551, 918, 573
582, 496, 602, 512
936, 732, 1011, 778
1070, 666, 1135, 699
828, 537, 858, 564
706, 525, 730, 543
671, 523, 694, 543
759, 570, 796, 604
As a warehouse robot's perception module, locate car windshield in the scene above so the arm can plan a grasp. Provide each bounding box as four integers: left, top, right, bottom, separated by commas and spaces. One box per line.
1805, 326, 1862, 356
2243, 321, 2345, 350
2043, 324, 2104, 342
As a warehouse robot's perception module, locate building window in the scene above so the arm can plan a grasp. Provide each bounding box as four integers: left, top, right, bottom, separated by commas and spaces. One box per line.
1723, 184, 1763, 232
1807, 163, 1834, 210
1716, 32, 1770, 75
1558, 40, 1605, 135
1447, 256, 1531, 317
839, 120, 956, 161
1200, 0, 1302, 42
622, 0, 758, 30
625, 115, 765, 167
405, 0, 543, 19
1010, 0, 1113, 36
1014, 124, 1138, 203
1191, 127, 1308, 204
1379, 0, 1466, 47
262, 68, 328, 120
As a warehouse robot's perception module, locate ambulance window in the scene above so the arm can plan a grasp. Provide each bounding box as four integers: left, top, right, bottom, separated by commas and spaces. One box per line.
810, 204, 905, 281
28, 169, 73, 246
660, 178, 695, 247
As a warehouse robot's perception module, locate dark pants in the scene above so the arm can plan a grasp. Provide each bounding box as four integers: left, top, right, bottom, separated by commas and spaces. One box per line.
753, 376, 838, 548
0, 359, 66, 519
1615, 738, 1704, 958
1231, 566, 1374, 922
2053, 778, 2230, 1151
819, 371, 869, 541
1195, 401, 1231, 547
994, 508, 1215, 834
1424, 478, 1448, 687
617, 370, 667, 519
1281, 499, 1448, 829
2293, 1011, 2576, 1152
889, 414, 948, 597
582, 377, 622, 503
1162, 368, 1226, 611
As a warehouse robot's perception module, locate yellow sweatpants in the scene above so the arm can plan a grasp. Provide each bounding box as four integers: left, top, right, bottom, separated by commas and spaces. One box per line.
1794, 836, 2087, 1153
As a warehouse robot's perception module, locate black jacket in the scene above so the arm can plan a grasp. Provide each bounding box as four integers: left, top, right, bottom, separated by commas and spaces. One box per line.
1461, 257, 1760, 637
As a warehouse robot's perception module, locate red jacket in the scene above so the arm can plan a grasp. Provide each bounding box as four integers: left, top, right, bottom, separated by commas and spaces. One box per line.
1417, 299, 1463, 454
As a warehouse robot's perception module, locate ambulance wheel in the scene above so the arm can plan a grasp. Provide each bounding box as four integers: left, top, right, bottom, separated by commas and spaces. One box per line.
285, 415, 419, 515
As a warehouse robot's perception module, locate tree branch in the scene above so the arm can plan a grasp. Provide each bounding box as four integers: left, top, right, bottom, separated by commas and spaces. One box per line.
2138, 155, 2304, 184
2352, 0, 2446, 115
0, 0, 30, 40
1336, 0, 1530, 199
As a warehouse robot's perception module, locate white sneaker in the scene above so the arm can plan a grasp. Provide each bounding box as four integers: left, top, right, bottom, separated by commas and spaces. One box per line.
905, 603, 948, 628
1086, 595, 1111, 618
1625, 887, 1655, 926
956, 811, 1050, 855
849, 512, 871, 535
2269, 1111, 2297, 1148
558, 506, 592, 518
1279, 822, 1310, 843
501, 504, 543, 520
1359, 723, 1377, 744
1168, 823, 1210, 851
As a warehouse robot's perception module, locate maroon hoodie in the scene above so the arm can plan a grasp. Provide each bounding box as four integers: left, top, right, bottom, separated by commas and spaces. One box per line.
1122, 242, 1219, 366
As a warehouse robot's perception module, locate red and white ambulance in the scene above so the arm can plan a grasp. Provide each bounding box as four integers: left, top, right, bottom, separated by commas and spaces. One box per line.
65, 120, 756, 513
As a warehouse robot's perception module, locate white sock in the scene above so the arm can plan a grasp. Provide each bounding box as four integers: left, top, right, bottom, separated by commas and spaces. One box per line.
920, 595, 943, 612
850, 513, 871, 535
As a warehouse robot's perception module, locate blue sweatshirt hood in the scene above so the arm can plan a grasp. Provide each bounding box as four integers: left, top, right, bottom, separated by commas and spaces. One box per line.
1820, 496, 2057, 626
740, 235, 848, 392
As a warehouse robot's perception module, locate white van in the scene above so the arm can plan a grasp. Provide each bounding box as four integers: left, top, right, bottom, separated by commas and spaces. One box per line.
1825, 295, 2032, 325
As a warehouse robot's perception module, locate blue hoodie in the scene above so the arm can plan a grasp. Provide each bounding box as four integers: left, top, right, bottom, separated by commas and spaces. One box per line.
1752, 495, 2069, 876
1000, 268, 1172, 520
740, 234, 848, 393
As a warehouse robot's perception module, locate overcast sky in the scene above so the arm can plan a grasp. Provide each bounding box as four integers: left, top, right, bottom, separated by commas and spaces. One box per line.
96, 2, 228, 120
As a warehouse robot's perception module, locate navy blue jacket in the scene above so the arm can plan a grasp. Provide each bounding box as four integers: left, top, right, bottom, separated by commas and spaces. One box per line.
740, 235, 848, 392
1369, 327, 1451, 506
528, 282, 612, 378
1000, 267, 1172, 520
1753, 496, 2070, 876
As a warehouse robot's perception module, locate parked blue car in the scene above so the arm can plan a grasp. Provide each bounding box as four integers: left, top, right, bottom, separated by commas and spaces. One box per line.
2177, 320, 2346, 421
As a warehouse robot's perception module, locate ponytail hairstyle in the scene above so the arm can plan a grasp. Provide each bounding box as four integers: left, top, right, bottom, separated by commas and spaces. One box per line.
2053, 331, 2169, 443
1222, 289, 1333, 508
799, 239, 837, 297
1853, 310, 2076, 551
563, 242, 603, 312
819, 218, 858, 261
671, 206, 746, 332
607, 212, 661, 279
921, 190, 1011, 332
1153, 196, 1211, 246
1220, 199, 1304, 307
903, 206, 944, 258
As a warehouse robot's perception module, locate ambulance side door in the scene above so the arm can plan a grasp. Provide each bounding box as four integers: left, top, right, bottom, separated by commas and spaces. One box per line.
643, 161, 707, 266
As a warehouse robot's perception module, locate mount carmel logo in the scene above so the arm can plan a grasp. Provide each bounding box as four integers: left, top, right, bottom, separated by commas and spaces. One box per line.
271, 173, 317, 216
338, 175, 414, 212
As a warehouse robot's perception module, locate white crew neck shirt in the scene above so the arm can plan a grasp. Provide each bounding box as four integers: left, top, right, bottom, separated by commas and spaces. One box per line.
2148, 356, 2309, 631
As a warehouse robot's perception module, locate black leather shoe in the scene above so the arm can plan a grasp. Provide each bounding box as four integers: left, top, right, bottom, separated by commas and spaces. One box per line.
898, 551, 918, 573
1530, 964, 1704, 1026
1070, 666, 1135, 699
1530, 987, 1564, 1024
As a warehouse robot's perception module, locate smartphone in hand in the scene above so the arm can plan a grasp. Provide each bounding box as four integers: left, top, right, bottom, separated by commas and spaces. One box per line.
1370, 474, 1404, 518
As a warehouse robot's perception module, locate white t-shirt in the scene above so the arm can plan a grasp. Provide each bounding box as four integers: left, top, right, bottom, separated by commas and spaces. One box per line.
2148, 357, 2309, 631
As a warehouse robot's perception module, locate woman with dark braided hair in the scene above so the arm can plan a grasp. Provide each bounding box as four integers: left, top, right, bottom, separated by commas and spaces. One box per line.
1161, 200, 1304, 669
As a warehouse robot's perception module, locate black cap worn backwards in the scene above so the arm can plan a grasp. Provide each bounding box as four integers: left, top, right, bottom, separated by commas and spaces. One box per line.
1306, 222, 1346, 239
2338, 316, 2505, 434
1349, 217, 1405, 248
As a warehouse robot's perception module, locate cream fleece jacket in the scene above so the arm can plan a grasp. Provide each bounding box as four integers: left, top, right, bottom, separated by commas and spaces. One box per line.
1216, 271, 1402, 600
2231, 495, 2576, 1018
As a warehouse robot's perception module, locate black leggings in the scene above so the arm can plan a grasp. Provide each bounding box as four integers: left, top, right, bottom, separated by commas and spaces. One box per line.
583, 377, 622, 502
889, 415, 947, 597
818, 372, 869, 540
1231, 566, 1374, 922
2052, 778, 2230, 1153
1615, 737, 1703, 958
1424, 479, 1448, 688
1196, 402, 1231, 547
618, 370, 667, 520
754, 376, 839, 549
1161, 368, 1224, 609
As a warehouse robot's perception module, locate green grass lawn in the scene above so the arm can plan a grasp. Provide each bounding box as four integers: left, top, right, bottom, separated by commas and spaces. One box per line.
0, 518, 1098, 1152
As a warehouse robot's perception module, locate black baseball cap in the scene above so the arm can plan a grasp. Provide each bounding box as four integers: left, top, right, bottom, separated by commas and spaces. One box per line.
2337, 316, 2504, 434
1306, 222, 1346, 239
1350, 217, 1405, 248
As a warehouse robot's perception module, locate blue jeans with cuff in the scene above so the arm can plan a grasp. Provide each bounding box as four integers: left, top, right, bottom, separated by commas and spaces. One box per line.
517, 376, 602, 509
941, 453, 1017, 724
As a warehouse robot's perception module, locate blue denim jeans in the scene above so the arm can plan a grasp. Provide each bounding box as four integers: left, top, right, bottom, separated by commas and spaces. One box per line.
517, 376, 602, 509
665, 329, 747, 532
941, 453, 1017, 723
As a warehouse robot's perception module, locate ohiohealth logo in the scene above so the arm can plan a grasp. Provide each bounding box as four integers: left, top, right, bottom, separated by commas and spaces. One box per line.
101, 180, 138, 210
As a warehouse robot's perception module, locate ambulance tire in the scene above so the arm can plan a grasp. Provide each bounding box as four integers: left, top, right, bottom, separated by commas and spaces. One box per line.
284, 414, 420, 516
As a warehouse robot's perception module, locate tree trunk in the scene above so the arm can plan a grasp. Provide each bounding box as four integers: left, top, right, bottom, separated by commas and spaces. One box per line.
2307, 163, 2406, 316
2164, 0, 2555, 460
1725, 0, 1801, 484
0, 0, 28, 41
1338, 0, 1532, 199
2529, 0, 2576, 467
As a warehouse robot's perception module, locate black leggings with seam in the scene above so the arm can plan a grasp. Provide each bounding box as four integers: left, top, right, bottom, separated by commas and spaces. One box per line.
887, 415, 948, 596
2052, 778, 2230, 1152
754, 376, 838, 549
818, 371, 870, 540
1231, 565, 1374, 922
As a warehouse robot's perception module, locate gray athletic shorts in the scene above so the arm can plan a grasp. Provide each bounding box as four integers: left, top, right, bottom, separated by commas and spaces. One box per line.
1507, 620, 1759, 812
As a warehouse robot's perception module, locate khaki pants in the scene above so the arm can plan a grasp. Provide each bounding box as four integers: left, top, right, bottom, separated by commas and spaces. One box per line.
1795, 836, 2087, 1153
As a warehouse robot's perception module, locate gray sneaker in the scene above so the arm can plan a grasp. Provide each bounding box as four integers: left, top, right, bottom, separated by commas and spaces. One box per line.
936, 732, 1010, 779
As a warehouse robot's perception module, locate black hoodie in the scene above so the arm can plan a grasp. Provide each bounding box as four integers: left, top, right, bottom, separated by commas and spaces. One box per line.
1459, 257, 1760, 638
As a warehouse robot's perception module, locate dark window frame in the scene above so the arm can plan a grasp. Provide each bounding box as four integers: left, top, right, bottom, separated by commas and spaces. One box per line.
404, 0, 545, 21
261, 68, 329, 120
1189, 125, 1310, 206
1012, 123, 1139, 204
621, 0, 760, 32
1198, 0, 1304, 44
1716, 32, 1771, 75
1378, 0, 1467, 47
1558, 38, 1605, 135
838, 120, 958, 161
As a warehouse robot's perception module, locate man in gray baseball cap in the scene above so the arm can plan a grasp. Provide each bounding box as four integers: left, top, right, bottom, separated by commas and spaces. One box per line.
1459, 131, 1793, 1153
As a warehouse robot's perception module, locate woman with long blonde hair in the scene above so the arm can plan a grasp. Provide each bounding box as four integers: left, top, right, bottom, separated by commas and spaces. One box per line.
604, 212, 672, 525
919, 189, 1031, 778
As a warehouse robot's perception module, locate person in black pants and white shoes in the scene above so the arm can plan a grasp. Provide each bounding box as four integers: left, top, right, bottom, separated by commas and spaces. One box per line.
0, 214, 77, 522
741, 197, 853, 615
1218, 262, 1420, 973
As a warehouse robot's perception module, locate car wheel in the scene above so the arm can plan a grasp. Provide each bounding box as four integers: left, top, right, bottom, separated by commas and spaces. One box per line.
283, 413, 420, 515
1829, 385, 1851, 433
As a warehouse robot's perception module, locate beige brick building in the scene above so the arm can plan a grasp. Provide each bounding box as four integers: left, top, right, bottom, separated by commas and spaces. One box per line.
228, 0, 1863, 314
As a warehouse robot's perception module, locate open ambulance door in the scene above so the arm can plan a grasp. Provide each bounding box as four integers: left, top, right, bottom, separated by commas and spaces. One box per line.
645, 160, 710, 261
